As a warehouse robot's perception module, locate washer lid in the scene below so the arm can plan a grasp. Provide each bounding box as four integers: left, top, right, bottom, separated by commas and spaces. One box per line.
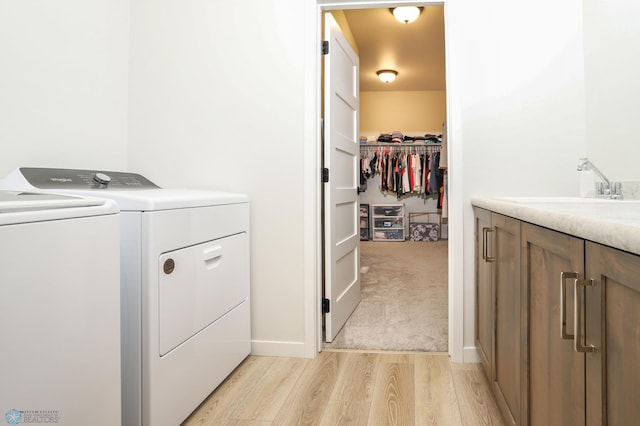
0, 168, 248, 211
0, 191, 118, 225
74, 188, 249, 211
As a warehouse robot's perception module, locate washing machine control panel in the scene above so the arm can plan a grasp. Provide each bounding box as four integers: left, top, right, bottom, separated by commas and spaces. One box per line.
19, 167, 160, 190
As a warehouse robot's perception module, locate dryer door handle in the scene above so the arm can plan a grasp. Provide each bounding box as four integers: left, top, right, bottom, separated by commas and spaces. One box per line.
203, 245, 223, 269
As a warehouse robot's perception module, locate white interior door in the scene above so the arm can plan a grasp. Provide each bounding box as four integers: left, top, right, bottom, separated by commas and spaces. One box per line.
323, 12, 361, 342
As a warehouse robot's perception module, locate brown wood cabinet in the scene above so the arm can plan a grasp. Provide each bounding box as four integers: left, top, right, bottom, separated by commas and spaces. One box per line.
521, 223, 585, 425
585, 242, 640, 426
475, 208, 640, 426
474, 208, 521, 425
474, 207, 492, 378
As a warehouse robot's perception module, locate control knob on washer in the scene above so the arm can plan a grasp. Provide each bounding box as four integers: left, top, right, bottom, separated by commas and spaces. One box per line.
93, 172, 112, 186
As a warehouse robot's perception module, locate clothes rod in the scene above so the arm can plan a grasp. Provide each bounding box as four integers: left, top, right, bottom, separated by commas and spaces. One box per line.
360, 142, 441, 147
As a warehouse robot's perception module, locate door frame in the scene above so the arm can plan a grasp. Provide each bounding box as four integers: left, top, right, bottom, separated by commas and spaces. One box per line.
303, 0, 464, 361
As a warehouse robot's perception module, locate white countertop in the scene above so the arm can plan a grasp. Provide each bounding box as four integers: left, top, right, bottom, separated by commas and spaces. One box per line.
471, 197, 640, 255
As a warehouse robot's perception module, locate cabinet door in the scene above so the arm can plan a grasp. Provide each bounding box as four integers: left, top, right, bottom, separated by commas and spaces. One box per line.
474, 207, 493, 379
522, 224, 585, 426
492, 213, 521, 426
585, 242, 640, 426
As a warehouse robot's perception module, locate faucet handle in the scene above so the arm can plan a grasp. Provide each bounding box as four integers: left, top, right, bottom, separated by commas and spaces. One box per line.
611, 181, 623, 199
595, 182, 608, 196
596, 181, 623, 199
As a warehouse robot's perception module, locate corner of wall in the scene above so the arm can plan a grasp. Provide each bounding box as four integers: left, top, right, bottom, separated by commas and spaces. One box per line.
463, 345, 480, 363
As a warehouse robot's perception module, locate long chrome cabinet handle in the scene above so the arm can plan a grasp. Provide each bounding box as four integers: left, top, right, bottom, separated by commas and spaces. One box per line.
560, 272, 577, 340
574, 278, 596, 353
482, 227, 495, 262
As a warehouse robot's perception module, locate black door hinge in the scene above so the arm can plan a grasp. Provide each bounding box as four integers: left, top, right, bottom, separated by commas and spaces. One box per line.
321, 40, 329, 55
322, 168, 329, 183
322, 298, 330, 313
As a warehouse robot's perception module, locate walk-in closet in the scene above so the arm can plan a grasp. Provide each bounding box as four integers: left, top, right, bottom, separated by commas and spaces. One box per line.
323, 6, 448, 352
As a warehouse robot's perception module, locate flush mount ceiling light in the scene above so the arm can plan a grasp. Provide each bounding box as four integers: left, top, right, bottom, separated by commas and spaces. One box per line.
391, 6, 423, 24
377, 69, 398, 83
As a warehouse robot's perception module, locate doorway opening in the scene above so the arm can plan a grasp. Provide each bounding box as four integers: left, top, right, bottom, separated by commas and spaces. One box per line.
320, 4, 449, 353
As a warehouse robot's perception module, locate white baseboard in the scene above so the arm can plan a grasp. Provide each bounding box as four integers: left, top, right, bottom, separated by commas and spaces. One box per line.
463, 345, 481, 363
252, 339, 478, 362
251, 339, 309, 358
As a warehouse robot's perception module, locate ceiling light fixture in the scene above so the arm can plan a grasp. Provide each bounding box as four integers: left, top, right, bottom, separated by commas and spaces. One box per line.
391, 6, 423, 24
377, 70, 398, 83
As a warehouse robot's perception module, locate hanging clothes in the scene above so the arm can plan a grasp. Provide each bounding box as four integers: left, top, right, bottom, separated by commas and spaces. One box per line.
429, 152, 440, 195
408, 153, 414, 191
411, 153, 421, 193
357, 143, 442, 201
379, 151, 387, 192
441, 171, 448, 218
401, 153, 410, 195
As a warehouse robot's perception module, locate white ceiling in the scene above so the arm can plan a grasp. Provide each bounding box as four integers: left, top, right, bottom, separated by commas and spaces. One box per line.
343, 6, 446, 92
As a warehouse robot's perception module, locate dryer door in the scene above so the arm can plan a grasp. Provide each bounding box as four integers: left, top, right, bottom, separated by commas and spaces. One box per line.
158, 232, 249, 356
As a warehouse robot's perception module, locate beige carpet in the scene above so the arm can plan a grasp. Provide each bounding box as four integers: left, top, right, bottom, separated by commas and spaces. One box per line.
325, 240, 448, 352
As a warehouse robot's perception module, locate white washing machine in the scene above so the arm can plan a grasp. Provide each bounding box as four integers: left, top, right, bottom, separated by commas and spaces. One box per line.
0, 190, 121, 425
1, 168, 251, 426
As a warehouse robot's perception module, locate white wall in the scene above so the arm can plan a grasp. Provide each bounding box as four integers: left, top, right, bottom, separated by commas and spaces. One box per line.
446, 0, 587, 360
583, 0, 640, 181
127, 0, 308, 356
0, 0, 130, 175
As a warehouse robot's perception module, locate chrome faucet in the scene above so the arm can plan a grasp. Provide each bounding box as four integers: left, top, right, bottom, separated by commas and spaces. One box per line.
577, 158, 622, 199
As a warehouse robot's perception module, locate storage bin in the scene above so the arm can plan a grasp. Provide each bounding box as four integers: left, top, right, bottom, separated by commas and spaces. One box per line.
410, 223, 440, 241
371, 204, 404, 241
409, 212, 441, 241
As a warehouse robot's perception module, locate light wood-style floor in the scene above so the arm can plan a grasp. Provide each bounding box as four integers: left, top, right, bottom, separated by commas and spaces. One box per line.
182, 350, 505, 426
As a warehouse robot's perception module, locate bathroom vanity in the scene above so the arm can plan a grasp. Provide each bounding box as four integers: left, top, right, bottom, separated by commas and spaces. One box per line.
472, 197, 640, 426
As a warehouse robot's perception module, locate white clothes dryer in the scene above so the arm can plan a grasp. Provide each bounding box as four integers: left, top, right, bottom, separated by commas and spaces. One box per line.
0, 190, 121, 426
1, 168, 251, 426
